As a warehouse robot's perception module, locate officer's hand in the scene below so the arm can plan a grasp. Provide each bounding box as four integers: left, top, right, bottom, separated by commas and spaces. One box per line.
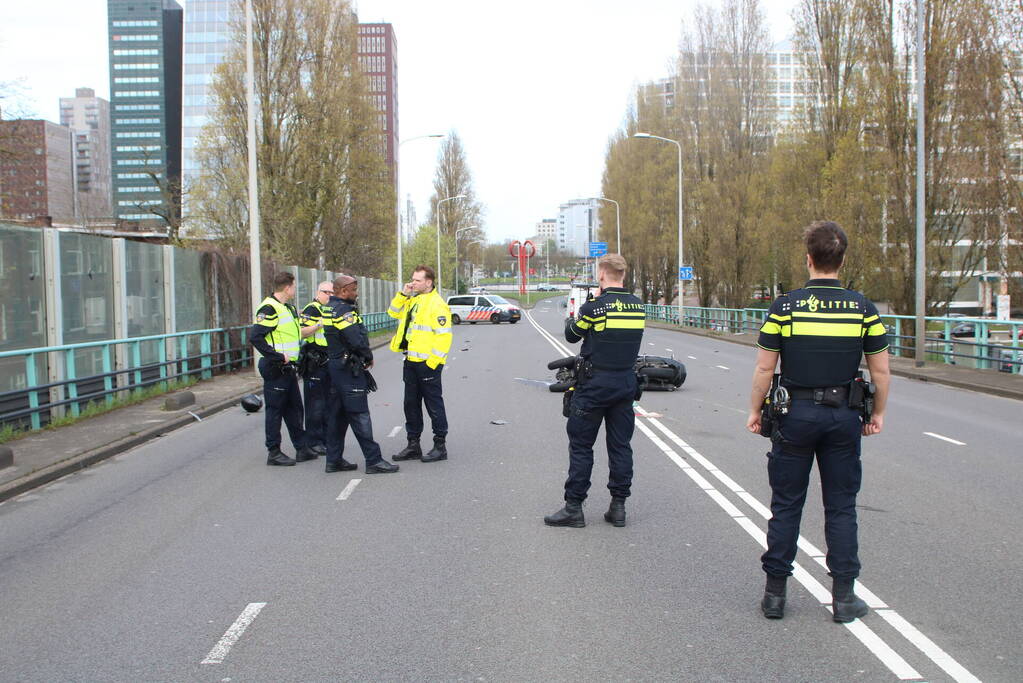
746, 411, 762, 435
863, 414, 884, 436
402, 282, 414, 296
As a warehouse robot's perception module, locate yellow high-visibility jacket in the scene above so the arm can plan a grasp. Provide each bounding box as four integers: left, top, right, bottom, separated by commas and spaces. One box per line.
387, 288, 453, 368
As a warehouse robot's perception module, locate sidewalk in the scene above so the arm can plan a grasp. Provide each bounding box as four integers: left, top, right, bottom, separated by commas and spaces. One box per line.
0, 337, 394, 503
649, 321, 1023, 401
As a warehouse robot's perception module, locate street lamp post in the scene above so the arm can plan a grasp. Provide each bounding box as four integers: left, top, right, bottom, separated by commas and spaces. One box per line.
914, 0, 926, 366
633, 132, 683, 317
454, 225, 478, 295
436, 194, 466, 294
397, 134, 445, 281
579, 196, 621, 254
245, 0, 261, 336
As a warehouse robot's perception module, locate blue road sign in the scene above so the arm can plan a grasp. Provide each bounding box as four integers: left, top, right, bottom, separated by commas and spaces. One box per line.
588, 241, 608, 257
678, 266, 694, 281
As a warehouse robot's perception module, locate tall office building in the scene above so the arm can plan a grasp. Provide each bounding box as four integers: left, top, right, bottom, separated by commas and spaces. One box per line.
0, 120, 75, 223
534, 218, 557, 255
181, 0, 232, 214
357, 23, 398, 188
557, 199, 601, 258
107, 0, 183, 226
59, 88, 113, 220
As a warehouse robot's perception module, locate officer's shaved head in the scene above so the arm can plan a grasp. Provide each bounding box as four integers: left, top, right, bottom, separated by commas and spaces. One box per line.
334, 274, 357, 291
804, 221, 847, 272
598, 254, 628, 280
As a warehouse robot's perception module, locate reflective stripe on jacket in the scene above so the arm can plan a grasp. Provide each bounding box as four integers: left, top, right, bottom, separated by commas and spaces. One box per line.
387, 289, 453, 367
300, 301, 330, 347
255, 295, 301, 361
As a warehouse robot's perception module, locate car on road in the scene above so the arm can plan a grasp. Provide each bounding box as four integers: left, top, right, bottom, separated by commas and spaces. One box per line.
566, 282, 599, 320
536, 283, 558, 291
951, 322, 981, 338
469, 286, 487, 294
446, 294, 521, 324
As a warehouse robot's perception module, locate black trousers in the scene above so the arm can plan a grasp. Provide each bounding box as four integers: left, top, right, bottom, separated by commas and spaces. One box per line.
325, 359, 383, 466
258, 357, 306, 451
762, 399, 863, 579
302, 366, 329, 448
403, 359, 448, 440
564, 369, 637, 502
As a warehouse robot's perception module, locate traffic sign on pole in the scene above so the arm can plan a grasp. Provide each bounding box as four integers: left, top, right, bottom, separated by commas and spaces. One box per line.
678, 266, 694, 281
588, 242, 608, 258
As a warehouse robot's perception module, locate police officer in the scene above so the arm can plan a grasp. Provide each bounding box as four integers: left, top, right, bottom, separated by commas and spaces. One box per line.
544, 254, 645, 528
299, 281, 334, 456
746, 220, 890, 622
323, 275, 399, 474
250, 271, 321, 466
386, 264, 453, 463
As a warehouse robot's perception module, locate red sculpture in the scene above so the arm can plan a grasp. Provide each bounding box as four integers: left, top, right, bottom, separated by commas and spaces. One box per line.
508, 240, 536, 295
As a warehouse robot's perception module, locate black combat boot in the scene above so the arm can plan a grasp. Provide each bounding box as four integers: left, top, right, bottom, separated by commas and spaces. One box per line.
365, 458, 400, 474
544, 500, 585, 528
421, 436, 447, 463
761, 575, 787, 619
294, 446, 318, 462
392, 438, 422, 461
325, 458, 358, 473
603, 496, 627, 527
266, 447, 296, 466
831, 577, 868, 623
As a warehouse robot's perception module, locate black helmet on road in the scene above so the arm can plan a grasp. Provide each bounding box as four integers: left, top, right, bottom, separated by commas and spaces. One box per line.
241, 394, 263, 413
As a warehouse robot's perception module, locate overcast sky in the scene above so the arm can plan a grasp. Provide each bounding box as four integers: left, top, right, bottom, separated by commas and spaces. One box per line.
0, 0, 797, 244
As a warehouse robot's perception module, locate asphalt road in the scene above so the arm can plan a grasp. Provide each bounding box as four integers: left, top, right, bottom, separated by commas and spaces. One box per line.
0, 297, 1019, 682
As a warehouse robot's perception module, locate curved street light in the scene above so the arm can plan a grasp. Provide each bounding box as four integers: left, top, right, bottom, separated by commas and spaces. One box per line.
397, 134, 445, 280
579, 196, 621, 254
454, 225, 479, 295
633, 132, 684, 312
436, 194, 466, 293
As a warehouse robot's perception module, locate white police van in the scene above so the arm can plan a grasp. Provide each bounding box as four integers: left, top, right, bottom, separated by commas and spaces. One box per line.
566, 282, 600, 320
446, 294, 521, 324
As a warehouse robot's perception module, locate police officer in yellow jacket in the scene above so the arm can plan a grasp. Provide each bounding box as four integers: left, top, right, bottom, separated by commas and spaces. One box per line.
386, 264, 453, 463
249, 271, 321, 466
298, 281, 334, 455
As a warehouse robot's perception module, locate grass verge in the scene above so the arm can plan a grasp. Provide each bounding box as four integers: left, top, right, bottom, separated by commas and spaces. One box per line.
0, 376, 199, 445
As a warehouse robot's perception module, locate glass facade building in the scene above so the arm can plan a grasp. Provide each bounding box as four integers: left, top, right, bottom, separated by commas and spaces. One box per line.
107, 0, 183, 226
181, 0, 232, 219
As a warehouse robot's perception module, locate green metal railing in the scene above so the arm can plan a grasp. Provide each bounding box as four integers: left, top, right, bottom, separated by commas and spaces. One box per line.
0, 326, 252, 431
644, 305, 1023, 374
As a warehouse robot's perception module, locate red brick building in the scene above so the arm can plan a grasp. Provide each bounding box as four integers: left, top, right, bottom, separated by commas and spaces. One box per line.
357, 23, 398, 188
0, 120, 76, 223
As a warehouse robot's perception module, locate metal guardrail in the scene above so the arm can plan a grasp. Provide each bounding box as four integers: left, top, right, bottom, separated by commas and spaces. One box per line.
0, 312, 399, 432
644, 305, 1023, 375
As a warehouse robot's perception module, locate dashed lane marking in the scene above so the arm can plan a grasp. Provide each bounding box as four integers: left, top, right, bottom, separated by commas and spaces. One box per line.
715, 365, 730, 371
201, 602, 266, 664
337, 478, 362, 501
387, 426, 403, 439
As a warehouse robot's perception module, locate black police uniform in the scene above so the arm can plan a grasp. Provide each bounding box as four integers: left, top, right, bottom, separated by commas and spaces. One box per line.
561, 287, 645, 504
299, 301, 330, 452
323, 295, 395, 473
249, 297, 309, 463
756, 279, 888, 581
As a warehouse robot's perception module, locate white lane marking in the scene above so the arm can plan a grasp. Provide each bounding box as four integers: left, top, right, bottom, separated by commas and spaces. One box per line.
201, 602, 266, 664
630, 417, 920, 680
688, 355, 697, 360
524, 310, 572, 357
715, 365, 730, 371
924, 432, 966, 446
876, 610, 983, 683
387, 425, 403, 439
337, 478, 362, 501
525, 325, 977, 683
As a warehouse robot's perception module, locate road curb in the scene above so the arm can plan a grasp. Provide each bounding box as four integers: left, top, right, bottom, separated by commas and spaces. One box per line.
0, 388, 256, 504
647, 321, 1023, 402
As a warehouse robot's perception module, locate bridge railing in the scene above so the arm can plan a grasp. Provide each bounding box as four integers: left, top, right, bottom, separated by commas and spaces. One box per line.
0, 313, 399, 433
643, 305, 1023, 375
